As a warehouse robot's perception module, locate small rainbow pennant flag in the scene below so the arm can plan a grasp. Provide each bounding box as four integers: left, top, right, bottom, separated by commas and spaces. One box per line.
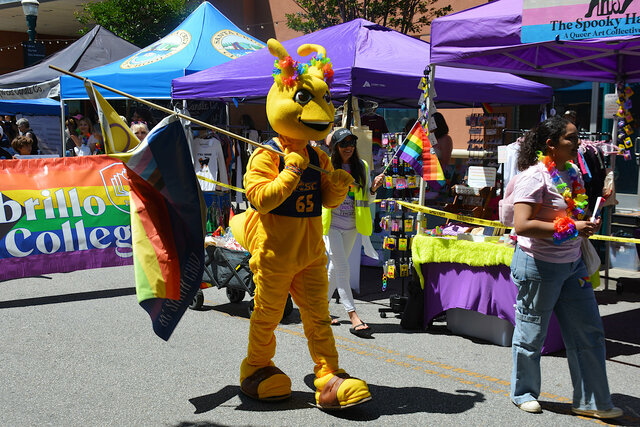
399, 121, 444, 181
397, 121, 425, 176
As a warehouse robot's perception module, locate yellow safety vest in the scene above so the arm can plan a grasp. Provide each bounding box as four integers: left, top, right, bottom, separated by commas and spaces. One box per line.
322, 159, 373, 236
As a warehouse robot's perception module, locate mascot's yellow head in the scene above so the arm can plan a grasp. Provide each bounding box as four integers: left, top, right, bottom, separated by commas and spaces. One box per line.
266, 39, 336, 142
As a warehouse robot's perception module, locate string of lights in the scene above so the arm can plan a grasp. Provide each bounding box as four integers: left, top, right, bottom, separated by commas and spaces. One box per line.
0, 38, 73, 52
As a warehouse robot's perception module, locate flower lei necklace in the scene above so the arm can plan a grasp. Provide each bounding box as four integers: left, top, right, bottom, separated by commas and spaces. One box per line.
537, 151, 588, 244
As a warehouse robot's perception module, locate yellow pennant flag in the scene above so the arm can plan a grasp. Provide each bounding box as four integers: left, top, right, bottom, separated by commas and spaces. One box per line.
84, 81, 140, 154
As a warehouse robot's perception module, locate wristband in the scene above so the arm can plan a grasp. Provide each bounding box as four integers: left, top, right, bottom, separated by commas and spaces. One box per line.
553, 217, 578, 244
284, 164, 303, 176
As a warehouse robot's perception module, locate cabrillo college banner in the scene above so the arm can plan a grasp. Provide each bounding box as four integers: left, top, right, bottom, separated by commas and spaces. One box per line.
0, 156, 133, 281
522, 0, 640, 43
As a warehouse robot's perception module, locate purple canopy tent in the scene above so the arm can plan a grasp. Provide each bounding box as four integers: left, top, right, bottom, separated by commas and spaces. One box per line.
429, 0, 639, 259
429, 0, 640, 83
172, 19, 552, 108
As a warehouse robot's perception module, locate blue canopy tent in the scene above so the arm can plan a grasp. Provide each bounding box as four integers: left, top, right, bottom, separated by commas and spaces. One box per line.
0, 98, 67, 115
59, 2, 265, 100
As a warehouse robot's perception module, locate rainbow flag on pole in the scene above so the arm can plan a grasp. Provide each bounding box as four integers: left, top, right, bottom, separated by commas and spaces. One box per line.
398, 121, 424, 176
399, 121, 444, 181
109, 115, 206, 340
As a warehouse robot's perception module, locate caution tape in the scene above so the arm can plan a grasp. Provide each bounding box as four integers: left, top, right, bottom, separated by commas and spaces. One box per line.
396, 201, 508, 229
396, 200, 640, 244
589, 234, 640, 244
196, 175, 246, 193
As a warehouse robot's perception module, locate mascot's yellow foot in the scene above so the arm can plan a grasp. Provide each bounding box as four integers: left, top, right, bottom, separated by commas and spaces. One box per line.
240, 360, 291, 401
314, 369, 371, 410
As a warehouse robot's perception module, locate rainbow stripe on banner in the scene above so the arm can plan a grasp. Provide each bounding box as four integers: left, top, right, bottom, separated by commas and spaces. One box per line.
109, 115, 206, 341
522, 0, 640, 43
0, 157, 133, 280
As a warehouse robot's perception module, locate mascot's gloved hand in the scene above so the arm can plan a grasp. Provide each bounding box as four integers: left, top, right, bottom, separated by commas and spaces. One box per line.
328, 169, 354, 191
284, 151, 309, 172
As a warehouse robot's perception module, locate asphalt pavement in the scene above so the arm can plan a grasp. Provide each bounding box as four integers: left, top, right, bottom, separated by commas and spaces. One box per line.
1, 265, 640, 426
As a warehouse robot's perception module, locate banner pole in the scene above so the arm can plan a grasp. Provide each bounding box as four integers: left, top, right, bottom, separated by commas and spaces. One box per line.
50, 65, 330, 175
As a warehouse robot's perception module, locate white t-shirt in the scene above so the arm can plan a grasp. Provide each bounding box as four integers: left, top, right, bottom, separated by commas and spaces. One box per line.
513, 162, 583, 263
191, 137, 229, 192
331, 164, 357, 230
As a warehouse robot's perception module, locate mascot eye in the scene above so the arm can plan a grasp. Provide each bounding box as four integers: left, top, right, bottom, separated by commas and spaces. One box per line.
294, 89, 313, 105
323, 92, 331, 104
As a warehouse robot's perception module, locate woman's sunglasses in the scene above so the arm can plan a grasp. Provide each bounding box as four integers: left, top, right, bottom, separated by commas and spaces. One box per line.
338, 139, 357, 148
131, 121, 147, 126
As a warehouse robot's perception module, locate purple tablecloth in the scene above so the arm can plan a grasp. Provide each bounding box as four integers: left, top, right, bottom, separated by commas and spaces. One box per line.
423, 262, 564, 355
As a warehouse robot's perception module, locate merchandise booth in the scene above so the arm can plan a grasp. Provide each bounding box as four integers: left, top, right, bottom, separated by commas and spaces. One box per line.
406, 0, 640, 352
171, 18, 553, 295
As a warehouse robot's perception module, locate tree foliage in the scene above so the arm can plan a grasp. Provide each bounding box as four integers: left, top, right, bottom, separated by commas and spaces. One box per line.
286, 0, 452, 35
75, 0, 197, 47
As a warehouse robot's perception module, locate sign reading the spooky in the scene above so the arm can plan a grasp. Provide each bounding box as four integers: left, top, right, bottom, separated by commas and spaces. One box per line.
522, 0, 640, 43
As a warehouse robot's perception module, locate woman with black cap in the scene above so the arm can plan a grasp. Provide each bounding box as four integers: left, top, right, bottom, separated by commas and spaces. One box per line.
322, 128, 384, 338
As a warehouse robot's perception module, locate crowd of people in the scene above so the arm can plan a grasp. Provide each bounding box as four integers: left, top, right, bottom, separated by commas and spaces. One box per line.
0, 115, 38, 159
0, 106, 154, 159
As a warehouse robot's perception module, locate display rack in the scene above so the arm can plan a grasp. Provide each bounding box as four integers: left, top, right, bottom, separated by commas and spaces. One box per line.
466, 113, 506, 169
376, 132, 421, 318
378, 201, 417, 318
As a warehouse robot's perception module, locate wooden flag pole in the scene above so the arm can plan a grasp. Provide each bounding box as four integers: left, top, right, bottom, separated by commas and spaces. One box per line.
50, 65, 330, 175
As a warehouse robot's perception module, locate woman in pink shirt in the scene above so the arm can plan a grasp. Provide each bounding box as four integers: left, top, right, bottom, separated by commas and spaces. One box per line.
510, 116, 621, 419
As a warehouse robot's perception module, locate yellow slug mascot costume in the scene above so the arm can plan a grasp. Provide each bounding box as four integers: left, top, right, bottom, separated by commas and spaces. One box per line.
230, 39, 371, 409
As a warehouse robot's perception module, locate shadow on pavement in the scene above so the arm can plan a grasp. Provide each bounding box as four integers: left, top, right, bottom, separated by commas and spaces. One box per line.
541, 398, 640, 425
602, 307, 640, 360
204, 301, 303, 325
300, 373, 485, 420
189, 377, 486, 420
189, 385, 314, 413
173, 422, 229, 427
0, 287, 135, 309
596, 289, 640, 306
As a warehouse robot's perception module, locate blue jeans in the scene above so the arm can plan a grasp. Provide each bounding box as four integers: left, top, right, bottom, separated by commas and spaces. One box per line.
510, 246, 614, 410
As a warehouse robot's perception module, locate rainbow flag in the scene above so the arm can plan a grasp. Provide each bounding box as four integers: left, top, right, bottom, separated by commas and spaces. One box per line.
419, 122, 444, 182
482, 103, 494, 114
397, 121, 424, 176
399, 121, 445, 181
110, 115, 206, 340
85, 81, 141, 153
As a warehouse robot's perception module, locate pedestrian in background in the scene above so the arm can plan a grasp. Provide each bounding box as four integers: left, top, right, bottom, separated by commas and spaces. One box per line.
130, 122, 149, 141
322, 128, 384, 338
16, 118, 39, 154
2, 115, 18, 142
76, 116, 99, 155
11, 135, 33, 157
510, 115, 622, 419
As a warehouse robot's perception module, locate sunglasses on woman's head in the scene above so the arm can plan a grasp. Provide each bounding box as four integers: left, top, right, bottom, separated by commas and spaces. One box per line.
338, 139, 356, 148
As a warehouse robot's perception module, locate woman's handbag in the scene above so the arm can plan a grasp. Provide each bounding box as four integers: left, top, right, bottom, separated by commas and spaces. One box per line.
581, 236, 601, 276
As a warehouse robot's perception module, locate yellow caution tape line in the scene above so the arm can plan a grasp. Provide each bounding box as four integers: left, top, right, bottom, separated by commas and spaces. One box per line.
196, 175, 246, 193
589, 234, 640, 244
396, 201, 640, 244
396, 200, 507, 228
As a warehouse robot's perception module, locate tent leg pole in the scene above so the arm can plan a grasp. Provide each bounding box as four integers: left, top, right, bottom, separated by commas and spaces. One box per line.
417, 65, 436, 235
60, 98, 65, 157
590, 82, 599, 133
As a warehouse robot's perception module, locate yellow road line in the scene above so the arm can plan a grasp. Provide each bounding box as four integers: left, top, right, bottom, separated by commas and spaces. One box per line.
204, 298, 634, 424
